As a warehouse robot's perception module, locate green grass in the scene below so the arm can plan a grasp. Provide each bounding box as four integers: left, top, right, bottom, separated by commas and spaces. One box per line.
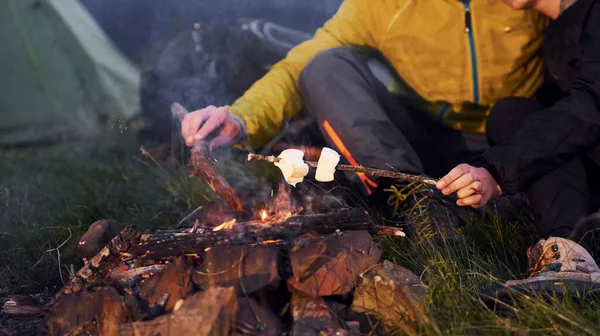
377, 198, 600, 335
0, 127, 275, 294
1, 127, 600, 335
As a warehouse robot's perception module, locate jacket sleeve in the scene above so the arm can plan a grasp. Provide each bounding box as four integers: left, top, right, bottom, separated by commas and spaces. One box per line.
226, 0, 385, 148
479, 5, 600, 195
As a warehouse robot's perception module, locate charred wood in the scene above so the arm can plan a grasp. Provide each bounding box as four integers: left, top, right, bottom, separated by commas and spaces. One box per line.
129, 209, 402, 260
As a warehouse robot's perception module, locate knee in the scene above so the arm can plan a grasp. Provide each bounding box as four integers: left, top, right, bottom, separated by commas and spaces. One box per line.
486, 97, 531, 145
298, 47, 359, 97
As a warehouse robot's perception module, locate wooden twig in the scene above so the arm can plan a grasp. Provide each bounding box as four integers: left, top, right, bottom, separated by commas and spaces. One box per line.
49, 227, 142, 306
247, 153, 437, 186
171, 102, 244, 212
189, 141, 243, 212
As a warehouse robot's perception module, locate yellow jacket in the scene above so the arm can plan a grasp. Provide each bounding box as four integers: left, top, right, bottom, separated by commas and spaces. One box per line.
228, 0, 548, 148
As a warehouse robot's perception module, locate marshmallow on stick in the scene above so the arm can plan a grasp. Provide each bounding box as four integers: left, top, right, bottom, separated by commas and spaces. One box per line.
315, 147, 341, 182
248, 151, 438, 186
273, 149, 309, 187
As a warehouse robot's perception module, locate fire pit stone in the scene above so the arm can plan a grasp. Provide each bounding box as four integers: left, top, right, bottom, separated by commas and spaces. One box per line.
121, 287, 238, 336
191, 243, 281, 294
288, 230, 381, 297
77, 219, 120, 261
352, 260, 430, 328
138, 257, 193, 313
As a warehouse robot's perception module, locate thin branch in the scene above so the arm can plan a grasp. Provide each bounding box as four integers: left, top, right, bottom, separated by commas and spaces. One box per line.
31, 228, 73, 284
247, 153, 437, 186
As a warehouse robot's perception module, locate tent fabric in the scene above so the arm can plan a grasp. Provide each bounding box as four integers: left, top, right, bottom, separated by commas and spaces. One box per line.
0, 0, 140, 145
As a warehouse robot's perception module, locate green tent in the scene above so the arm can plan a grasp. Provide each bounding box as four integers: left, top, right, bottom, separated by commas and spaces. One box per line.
0, 0, 140, 145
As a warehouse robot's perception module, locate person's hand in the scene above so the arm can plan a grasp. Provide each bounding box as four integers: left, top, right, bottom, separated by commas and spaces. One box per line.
181, 106, 245, 149
435, 163, 503, 208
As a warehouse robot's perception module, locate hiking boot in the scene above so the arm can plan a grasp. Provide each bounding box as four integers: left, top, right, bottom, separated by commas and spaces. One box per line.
480, 237, 600, 306
523, 237, 600, 277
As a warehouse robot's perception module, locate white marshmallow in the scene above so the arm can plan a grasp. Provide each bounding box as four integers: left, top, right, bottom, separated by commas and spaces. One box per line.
315, 147, 340, 182
274, 149, 309, 187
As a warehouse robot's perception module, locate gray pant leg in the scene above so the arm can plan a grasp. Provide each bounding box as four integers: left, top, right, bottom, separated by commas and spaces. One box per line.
298, 47, 424, 195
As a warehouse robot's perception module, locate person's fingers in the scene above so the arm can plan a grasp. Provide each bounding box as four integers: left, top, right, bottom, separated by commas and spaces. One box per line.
182, 110, 210, 146
442, 173, 474, 195
436, 164, 470, 190
457, 193, 483, 207
194, 107, 229, 141
456, 181, 481, 199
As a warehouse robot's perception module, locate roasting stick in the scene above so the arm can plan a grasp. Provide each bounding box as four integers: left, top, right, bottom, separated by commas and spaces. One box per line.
247, 153, 438, 186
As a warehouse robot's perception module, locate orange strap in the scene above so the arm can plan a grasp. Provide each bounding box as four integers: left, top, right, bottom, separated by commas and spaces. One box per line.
322, 120, 378, 195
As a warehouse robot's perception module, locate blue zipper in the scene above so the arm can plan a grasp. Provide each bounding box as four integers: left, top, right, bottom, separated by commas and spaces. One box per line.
462, 0, 479, 106
437, 104, 451, 122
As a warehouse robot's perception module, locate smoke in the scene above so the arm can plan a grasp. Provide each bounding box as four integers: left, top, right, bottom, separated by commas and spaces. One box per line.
79, 0, 343, 65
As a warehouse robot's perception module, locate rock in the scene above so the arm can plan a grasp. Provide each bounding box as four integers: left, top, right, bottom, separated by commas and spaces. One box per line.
345, 321, 361, 336
46, 286, 126, 336
288, 231, 380, 297
46, 290, 98, 335
138, 257, 193, 313
95, 286, 128, 336
235, 297, 282, 336
192, 244, 280, 294
122, 287, 238, 336
77, 219, 120, 261
291, 291, 345, 336
325, 299, 350, 318
352, 261, 429, 328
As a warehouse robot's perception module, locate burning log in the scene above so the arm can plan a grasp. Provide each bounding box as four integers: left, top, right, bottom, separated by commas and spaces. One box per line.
127, 209, 403, 260
109, 264, 168, 285
54, 226, 142, 299
248, 152, 438, 185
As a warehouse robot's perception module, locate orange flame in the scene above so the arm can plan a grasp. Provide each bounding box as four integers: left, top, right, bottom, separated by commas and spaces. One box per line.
212, 218, 236, 231
260, 210, 268, 221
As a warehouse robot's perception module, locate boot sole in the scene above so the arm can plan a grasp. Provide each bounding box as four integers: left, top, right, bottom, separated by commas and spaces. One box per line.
480, 272, 600, 310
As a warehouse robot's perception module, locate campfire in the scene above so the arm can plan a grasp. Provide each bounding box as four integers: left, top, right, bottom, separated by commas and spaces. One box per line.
40, 141, 430, 335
